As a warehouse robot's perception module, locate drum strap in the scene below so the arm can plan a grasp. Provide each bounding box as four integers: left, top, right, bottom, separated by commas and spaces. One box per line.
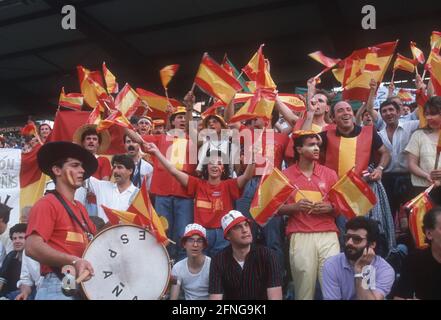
50, 190, 94, 240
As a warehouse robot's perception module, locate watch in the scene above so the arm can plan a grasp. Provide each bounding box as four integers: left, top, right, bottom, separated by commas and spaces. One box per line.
377, 165, 384, 171
354, 273, 363, 279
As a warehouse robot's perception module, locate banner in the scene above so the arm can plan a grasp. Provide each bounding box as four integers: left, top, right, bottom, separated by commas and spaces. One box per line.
0, 148, 21, 225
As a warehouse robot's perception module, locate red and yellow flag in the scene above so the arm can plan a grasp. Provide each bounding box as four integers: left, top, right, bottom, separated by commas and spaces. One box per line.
102, 62, 119, 94
242, 44, 276, 89
278, 94, 306, 113
410, 41, 425, 64
427, 52, 441, 96
87, 106, 102, 125
102, 205, 150, 227
160, 64, 179, 89
415, 88, 428, 128
437, 128, 441, 154
96, 110, 134, 132
114, 83, 141, 119
127, 178, 168, 245
250, 167, 295, 226
195, 53, 242, 104
425, 31, 441, 70
58, 87, 83, 111
308, 51, 341, 68
397, 89, 414, 103
20, 120, 38, 137
406, 185, 434, 249
332, 41, 397, 101
328, 170, 377, 219
136, 88, 182, 120
77, 65, 107, 108
393, 54, 417, 73
229, 88, 276, 123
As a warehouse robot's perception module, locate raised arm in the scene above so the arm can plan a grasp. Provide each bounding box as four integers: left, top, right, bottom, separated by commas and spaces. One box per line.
274, 94, 299, 128
365, 79, 379, 122
143, 142, 189, 187
237, 163, 255, 189
183, 90, 195, 134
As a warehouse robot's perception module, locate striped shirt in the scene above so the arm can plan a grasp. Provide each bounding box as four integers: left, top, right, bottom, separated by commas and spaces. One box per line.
209, 245, 282, 300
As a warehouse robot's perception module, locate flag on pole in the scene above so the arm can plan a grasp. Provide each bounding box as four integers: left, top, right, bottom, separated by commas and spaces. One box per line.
397, 89, 414, 103
415, 88, 428, 128
250, 167, 295, 226
58, 87, 83, 111
393, 54, 417, 73
77, 65, 107, 108
229, 88, 276, 123
114, 83, 141, 119
410, 41, 425, 64
406, 185, 434, 249
426, 52, 441, 96
308, 51, 341, 68
20, 121, 38, 137
87, 106, 102, 125
327, 169, 377, 219
102, 205, 150, 226
221, 54, 251, 92
96, 110, 134, 132
136, 88, 182, 120
195, 53, 243, 104
102, 62, 119, 94
242, 44, 277, 89
159, 64, 179, 89
127, 178, 169, 244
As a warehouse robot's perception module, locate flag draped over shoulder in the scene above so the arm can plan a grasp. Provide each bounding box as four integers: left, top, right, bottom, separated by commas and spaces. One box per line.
328, 170, 377, 219
393, 54, 417, 73
58, 87, 83, 111
242, 44, 276, 89
102, 62, 119, 94
159, 64, 179, 89
250, 167, 295, 226
229, 88, 276, 123
332, 41, 397, 101
406, 185, 434, 249
195, 53, 242, 104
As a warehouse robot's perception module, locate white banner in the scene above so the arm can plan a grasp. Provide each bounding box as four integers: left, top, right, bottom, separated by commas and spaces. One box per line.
0, 148, 21, 226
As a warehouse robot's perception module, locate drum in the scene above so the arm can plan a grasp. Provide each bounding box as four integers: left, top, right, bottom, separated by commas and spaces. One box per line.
81, 224, 171, 300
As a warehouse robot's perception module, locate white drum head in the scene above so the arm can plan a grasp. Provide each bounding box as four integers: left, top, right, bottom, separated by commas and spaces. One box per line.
82, 225, 170, 300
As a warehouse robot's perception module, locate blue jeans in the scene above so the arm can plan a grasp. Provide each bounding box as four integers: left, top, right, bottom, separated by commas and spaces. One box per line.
35, 273, 77, 300
235, 177, 285, 269
205, 228, 229, 258
155, 195, 194, 262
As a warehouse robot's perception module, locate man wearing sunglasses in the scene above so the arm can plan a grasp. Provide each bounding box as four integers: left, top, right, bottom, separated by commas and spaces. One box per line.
321, 216, 395, 300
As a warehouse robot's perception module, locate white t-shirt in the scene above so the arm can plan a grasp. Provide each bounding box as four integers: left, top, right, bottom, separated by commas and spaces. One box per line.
171, 256, 211, 300
0, 226, 13, 254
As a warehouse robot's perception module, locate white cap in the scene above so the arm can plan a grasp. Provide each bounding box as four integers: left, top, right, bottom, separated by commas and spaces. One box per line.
221, 210, 249, 237
182, 223, 206, 241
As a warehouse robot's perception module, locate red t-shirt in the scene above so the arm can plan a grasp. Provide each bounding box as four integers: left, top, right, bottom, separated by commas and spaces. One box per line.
26, 193, 97, 275
187, 176, 242, 228
283, 162, 339, 235
142, 134, 196, 197
93, 156, 112, 180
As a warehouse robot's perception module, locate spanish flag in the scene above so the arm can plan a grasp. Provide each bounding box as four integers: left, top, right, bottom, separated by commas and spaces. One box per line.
77, 65, 107, 108
332, 41, 397, 101
20, 145, 46, 213
415, 88, 428, 128
250, 167, 295, 226
393, 54, 417, 73
127, 179, 169, 245
425, 31, 441, 70
58, 87, 83, 111
96, 110, 134, 132
397, 89, 414, 103
102, 205, 150, 227
87, 106, 102, 125
410, 41, 425, 64
195, 53, 242, 104
114, 83, 141, 119
328, 169, 377, 219
279, 94, 306, 113
159, 64, 179, 89
102, 62, 119, 94
308, 51, 341, 68
427, 51, 441, 96
221, 55, 251, 93
229, 88, 276, 123
136, 88, 182, 120
406, 185, 434, 249
242, 44, 276, 89
20, 121, 38, 137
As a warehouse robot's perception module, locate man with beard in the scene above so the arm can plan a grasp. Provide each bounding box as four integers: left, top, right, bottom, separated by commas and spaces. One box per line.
25, 142, 97, 300
86, 154, 138, 223
209, 210, 283, 300
321, 216, 395, 300
124, 134, 153, 189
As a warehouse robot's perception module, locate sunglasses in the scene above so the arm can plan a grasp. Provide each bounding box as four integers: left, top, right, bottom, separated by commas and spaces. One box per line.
344, 234, 367, 244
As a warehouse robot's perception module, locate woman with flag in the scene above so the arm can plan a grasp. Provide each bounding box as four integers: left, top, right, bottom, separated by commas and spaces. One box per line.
143, 142, 255, 258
